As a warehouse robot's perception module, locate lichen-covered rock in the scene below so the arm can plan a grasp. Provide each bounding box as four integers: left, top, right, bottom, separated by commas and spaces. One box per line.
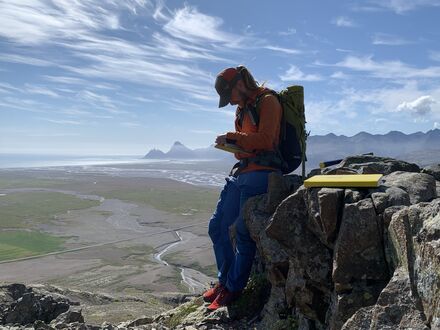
344, 188, 366, 204
381, 171, 437, 204
333, 198, 389, 284
307, 188, 344, 248
266, 172, 302, 214
3, 291, 70, 325
337, 155, 420, 174
387, 199, 440, 329
370, 186, 410, 215
327, 281, 385, 330
343, 268, 429, 330
422, 163, 440, 181
266, 188, 332, 325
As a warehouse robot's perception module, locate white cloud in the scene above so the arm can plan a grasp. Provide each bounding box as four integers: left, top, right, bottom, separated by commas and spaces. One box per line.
332, 16, 356, 27
0, 1, 280, 111
121, 122, 141, 127
76, 90, 125, 114
0, 82, 21, 93
332, 55, 440, 79
303, 82, 440, 135
152, 32, 228, 62
134, 96, 154, 103
0, 97, 50, 113
331, 71, 350, 79
163, 5, 240, 45
0, 1, 132, 44
279, 28, 297, 36
44, 75, 87, 85
429, 51, 440, 62
434, 122, 440, 129
365, 0, 440, 14
189, 129, 216, 134
280, 65, 323, 82
336, 48, 354, 53
40, 118, 83, 125
25, 85, 60, 98
372, 33, 411, 46
0, 53, 53, 66
264, 46, 301, 55
397, 95, 436, 115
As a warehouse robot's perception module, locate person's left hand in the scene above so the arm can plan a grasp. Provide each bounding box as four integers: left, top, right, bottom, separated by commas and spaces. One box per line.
215, 134, 227, 144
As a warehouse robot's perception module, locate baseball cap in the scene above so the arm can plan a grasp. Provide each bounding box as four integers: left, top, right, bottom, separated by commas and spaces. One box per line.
215, 67, 241, 108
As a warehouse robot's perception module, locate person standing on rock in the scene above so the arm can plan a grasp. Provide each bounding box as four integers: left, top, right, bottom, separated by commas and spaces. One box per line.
203, 66, 282, 311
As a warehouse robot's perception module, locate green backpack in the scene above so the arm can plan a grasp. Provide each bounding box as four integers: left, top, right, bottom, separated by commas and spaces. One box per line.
248, 85, 308, 177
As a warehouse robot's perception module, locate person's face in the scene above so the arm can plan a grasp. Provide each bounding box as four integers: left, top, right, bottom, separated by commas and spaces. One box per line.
229, 80, 247, 106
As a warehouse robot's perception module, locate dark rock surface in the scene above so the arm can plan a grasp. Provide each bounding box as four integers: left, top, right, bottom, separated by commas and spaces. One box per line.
0, 284, 81, 328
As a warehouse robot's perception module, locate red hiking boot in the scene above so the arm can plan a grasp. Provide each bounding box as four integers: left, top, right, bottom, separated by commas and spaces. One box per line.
207, 287, 240, 311
203, 283, 224, 303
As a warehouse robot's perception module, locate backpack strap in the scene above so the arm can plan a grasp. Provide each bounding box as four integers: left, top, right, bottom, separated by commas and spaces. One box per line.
244, 90, 289, 173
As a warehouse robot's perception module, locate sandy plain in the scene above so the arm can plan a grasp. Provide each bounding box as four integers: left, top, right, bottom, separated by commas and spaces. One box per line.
0, 161, 226, 324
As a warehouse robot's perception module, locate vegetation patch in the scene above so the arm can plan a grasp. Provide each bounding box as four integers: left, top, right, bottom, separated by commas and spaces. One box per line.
95, 186, 219, 216
164, 298, 203, 328
0, 176, 66, 189
0, 230, 65, 261
229, 273, 271, 320
273, 315, 299, 330
0, 191, 100, 229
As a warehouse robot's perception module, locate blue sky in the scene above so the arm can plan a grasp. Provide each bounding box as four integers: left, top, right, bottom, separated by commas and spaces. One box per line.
1, 0, 440, 155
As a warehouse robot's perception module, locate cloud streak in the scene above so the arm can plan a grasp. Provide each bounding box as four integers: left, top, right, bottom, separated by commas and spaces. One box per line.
331, 55, 440, 79
280, 65, 323, 82
365, 0, 440, 14
372, 33, 411, 46
332, 16, 357, 27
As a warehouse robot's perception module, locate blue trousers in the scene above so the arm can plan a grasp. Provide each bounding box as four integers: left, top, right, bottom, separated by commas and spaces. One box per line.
208, 170, 272, 292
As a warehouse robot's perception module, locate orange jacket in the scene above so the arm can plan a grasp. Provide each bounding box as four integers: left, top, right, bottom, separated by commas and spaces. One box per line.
225, 87, 282, 173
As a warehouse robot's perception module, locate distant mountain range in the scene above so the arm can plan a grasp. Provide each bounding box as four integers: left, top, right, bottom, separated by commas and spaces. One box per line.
144, 129, 440, 169
144, 141, 230, 161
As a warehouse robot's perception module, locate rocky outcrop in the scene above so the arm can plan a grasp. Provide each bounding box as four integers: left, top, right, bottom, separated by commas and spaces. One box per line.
0, 283, 84, 329
243, 156, 439, 329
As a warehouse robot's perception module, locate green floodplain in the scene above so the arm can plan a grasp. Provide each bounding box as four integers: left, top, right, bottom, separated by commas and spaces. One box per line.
0, 191, 100, 261
0, 173, 219, 262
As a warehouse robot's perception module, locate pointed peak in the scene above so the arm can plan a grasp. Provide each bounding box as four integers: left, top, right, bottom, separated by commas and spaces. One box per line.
173, 141, 184, 146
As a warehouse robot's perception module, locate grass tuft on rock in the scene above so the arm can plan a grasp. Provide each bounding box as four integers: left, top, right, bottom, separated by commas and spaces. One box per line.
229, 273, 271, 320
164, 298, 203, 328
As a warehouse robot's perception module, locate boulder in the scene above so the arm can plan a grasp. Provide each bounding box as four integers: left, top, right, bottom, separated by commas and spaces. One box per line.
4, 291, 70, 325
421, 163, 440, 181
381, 171, 437, 204
337, 155, 420, 175
370, 186, 410, 215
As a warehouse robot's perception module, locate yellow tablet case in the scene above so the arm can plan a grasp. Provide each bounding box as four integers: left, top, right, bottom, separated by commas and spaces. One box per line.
304, 174, 383, 188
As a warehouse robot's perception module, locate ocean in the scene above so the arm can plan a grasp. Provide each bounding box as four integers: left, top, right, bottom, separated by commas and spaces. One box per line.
0, 154, 230, 187
0, 154, 153, 169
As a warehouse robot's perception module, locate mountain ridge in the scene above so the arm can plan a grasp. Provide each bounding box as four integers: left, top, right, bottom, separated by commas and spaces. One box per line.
143, 129, 440, 168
